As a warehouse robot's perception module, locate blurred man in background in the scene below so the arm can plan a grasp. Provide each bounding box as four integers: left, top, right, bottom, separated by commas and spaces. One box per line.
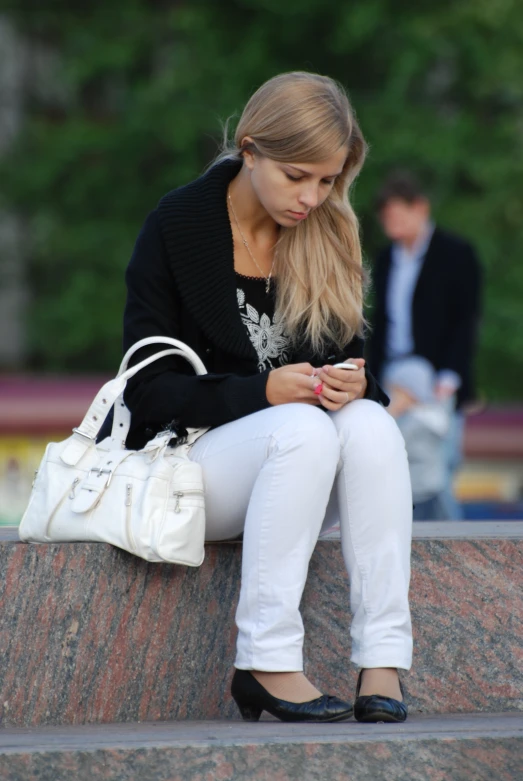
367, 172, 482, 519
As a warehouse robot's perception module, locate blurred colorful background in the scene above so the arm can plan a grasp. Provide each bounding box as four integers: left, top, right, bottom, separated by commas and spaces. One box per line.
1, 0, 522, 524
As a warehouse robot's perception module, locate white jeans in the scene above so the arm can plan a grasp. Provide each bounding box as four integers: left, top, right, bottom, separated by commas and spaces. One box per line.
190, 399, 413, 672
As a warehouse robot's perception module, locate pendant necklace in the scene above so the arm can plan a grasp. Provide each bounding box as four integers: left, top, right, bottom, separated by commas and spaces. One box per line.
228, 189, 276, 294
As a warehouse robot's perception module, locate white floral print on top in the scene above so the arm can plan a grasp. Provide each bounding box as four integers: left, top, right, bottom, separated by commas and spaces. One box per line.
237, 287, 290, 371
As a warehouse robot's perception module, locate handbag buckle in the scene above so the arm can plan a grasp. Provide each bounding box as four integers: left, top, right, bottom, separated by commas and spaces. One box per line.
72, 427, 95, 441
88, 467, 114, 488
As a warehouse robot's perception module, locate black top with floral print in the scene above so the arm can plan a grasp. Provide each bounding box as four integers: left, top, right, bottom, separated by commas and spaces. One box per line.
235, 272, 290, 372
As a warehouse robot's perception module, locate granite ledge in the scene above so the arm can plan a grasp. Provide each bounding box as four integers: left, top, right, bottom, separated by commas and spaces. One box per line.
1, 713, 522, 754
2, 520, 523, 543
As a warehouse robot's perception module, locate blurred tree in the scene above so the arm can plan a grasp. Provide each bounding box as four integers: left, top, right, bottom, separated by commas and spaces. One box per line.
1, 0, 522, 399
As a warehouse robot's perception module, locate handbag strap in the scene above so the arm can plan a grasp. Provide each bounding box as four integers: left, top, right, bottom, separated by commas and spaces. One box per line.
61, 338, 208, 466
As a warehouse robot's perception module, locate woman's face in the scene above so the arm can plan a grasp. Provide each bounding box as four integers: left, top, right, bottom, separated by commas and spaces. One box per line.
244, 145, 348, 227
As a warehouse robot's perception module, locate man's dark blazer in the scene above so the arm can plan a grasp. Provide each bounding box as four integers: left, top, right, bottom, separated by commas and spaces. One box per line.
366, 227, 482, 408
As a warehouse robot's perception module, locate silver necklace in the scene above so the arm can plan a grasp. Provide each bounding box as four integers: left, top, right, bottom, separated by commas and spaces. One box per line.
228, 190, 276, 294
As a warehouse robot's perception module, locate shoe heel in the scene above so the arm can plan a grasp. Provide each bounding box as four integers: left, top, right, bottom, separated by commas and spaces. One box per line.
235, 699, 263, 722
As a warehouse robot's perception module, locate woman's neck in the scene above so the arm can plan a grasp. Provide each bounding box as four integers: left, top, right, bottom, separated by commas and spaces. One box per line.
228, 166, 279, 244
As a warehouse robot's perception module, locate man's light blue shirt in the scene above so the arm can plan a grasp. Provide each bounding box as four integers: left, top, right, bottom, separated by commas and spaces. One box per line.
385, 221, 460, 391
385, 221, 435, 360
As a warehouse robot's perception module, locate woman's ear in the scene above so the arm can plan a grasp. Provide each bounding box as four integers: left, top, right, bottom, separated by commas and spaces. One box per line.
241, 136, 256, 170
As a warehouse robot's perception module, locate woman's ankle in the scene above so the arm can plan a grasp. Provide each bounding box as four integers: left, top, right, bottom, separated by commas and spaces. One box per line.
359, 667, 402, 701
251, 670, 322, 703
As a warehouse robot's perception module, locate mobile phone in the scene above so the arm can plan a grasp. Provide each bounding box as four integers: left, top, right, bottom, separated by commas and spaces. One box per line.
333, 362, 359, 370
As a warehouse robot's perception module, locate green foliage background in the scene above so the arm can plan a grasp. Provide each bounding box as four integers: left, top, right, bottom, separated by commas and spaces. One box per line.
2, 0, 523, 399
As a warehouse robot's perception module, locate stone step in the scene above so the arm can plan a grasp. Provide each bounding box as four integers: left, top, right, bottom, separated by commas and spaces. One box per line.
0, 523, 522, 727
0, 713, 522, 781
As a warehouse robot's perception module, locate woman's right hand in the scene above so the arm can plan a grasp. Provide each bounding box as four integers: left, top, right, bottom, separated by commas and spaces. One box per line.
266, 363, 322, 406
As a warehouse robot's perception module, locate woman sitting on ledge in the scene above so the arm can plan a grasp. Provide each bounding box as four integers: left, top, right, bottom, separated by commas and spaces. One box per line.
122, 72, 412, 723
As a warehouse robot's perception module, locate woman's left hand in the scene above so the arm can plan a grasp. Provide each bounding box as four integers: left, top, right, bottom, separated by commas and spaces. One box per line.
315, 358, 367, 411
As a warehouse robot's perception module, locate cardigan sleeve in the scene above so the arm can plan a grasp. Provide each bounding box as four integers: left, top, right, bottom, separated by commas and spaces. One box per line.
363, 366, 390, 406
122, 210, 271, 440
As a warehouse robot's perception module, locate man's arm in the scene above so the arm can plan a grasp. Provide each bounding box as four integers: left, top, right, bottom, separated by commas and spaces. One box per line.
438, 242, 482, 397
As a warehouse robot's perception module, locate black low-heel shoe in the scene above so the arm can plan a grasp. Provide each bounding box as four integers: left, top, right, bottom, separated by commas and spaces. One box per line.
353, 670, 408, 723
231, 669, 353, 723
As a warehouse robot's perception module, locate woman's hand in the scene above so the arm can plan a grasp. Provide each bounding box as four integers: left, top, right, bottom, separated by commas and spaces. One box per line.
266, 363, 323, 406
316, 358, 367, 411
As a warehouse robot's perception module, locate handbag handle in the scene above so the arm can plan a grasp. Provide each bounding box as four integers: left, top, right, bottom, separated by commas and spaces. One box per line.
110, 337, 208, 444
117, 336, 207, 378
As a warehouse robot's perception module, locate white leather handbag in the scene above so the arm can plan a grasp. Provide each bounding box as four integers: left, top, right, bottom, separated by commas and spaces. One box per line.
19, 337, 209, 566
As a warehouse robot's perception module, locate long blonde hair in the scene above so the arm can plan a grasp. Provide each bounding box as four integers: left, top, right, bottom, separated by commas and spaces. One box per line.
217, 71, 368, 353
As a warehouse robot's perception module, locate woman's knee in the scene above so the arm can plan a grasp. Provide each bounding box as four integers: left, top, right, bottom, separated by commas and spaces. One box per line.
270, 404, 340, 474
335, 399, 406, 466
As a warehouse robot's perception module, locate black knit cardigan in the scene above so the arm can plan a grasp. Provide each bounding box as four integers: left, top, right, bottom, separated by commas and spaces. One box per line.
122, 158, 388, 449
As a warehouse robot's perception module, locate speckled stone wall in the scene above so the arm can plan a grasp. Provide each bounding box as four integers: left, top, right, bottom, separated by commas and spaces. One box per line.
0, 537, 521, 727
